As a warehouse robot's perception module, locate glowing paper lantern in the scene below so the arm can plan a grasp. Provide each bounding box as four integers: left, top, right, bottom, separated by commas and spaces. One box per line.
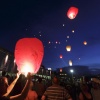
69, 60, 72, 66
66, 45, 71, 52
48, 41, 51, 44
55, 41, 58, 44
60, 68, 62, 72
67, 7, 78, 19
60, 55, 63, 59
63, 24, 65, 27
83, 41, 87, 45
72, 30, 74, 33
67, 36, 69, 38
15, 38, 44, 74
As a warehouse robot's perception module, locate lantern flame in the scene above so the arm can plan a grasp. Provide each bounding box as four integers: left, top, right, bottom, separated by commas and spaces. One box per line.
69, 13, 75, 19
20, 62, 33, 76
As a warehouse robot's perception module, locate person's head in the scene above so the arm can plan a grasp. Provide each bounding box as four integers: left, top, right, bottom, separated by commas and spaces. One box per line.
80, 83, 89, 92
92, 82, 99, 89
0, 77, 9, 96
52, 76, 59, 85
38, 77, 42, 83
2, 71, 6, 77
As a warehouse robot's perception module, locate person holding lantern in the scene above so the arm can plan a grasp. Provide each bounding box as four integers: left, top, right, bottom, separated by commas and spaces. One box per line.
0, 72, 32, 100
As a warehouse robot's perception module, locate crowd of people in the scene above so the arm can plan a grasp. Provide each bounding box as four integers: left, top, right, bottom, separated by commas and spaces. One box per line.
0, 71, 100, 100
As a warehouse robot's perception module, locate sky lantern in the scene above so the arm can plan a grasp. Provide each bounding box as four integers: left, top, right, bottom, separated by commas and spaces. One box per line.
69, 60, 72, 66
55, 41, 58, 44
15, 38, 44, 75
67, 6, 79, 19
63, 24, 65, 26
66, 45, 71, 52
60, 55, 63, 59
67, 36, 69, 38
60, 68, 62, 72
83, 41, 87, 45
72, 30, 74, 33
48, 41, 51, 44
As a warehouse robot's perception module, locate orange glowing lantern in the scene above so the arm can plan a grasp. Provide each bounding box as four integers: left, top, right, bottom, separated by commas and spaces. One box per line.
60, 68, 62, 72
66, 45, 71, 51
72, 30, 74, 33
69, 60, 72, 66
48, 41, 51, 44
67, 6, 78, 19
83, 41, 87, 45
60, 55, 63, 59
15, 38, 44, 75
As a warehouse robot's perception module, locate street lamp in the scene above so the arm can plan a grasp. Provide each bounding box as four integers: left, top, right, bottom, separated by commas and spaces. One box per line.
48, 68, 52, 79
70, 69, 74, 82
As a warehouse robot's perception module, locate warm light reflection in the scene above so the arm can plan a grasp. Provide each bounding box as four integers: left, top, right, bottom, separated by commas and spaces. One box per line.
14, 59, 16, 63
5, 55, 8, 64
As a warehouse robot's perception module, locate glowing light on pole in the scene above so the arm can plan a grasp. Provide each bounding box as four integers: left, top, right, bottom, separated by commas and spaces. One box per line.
70, 69, 74, 82
70, 69, 74, 73
48, 68, 52, 79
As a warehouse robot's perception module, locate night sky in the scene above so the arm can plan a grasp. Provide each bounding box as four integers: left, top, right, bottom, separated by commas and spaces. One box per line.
0, 0, 100, 70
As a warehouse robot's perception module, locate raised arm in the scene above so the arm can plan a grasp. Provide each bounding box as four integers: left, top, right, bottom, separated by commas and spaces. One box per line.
4, 73, 20, 97
9, 72, 32, 100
